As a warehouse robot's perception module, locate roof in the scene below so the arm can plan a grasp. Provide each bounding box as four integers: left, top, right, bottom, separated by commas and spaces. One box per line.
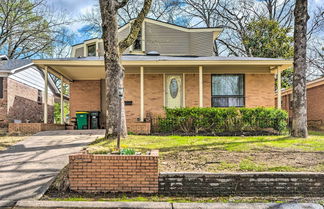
0, 59, 33, 72
0, 58, 63, 98
33, 55, 293, 81
280, 77, 324, 96
72, 18, 223, 47
37, 55, 290, 62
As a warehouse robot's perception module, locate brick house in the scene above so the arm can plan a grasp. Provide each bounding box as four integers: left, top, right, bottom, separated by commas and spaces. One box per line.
0, 55, 58, 128
277, 77, 324, 128
33, 18, 293, 131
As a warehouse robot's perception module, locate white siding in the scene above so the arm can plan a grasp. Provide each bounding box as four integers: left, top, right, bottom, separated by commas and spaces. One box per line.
8, 67, 54, 95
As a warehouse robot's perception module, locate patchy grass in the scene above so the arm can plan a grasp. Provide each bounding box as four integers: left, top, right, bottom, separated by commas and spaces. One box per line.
45, 195, 324, 204
0, 135, 26, 151
88, 131, 324, 172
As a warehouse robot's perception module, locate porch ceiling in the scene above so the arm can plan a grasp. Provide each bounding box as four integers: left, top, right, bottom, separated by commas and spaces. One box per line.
33, 58, 293, 81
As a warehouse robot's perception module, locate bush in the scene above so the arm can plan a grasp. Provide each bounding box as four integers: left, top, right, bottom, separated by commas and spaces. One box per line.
157, 107, 288, 135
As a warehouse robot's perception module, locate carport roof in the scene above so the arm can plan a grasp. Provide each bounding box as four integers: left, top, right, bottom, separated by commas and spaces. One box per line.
33, 55, 293, 81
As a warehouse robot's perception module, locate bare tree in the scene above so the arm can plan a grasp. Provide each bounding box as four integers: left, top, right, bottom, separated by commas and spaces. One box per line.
99, 0, 152, 140
81, 0, 181, 38
291, 0, 309, 138
0, 0, 68, 59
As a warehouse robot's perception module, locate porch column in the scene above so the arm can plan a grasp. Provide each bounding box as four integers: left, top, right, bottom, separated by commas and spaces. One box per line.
44, 66, 48, 124
199, 66, 203, 107
60, 75, 64, 124
140, 66, 144, 122
183, 73, 186, 107
277, 68, 282, 109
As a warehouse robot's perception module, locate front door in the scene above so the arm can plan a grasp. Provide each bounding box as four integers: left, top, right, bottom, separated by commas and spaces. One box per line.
165, 75, 182, 108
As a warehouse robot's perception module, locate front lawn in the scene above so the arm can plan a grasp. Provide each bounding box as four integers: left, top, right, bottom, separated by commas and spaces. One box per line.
88, 131, 324, 172
0, 135, 26, 151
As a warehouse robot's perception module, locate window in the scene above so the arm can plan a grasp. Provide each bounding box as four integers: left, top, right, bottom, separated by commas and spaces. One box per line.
133, 29, 142, 51
37, 90, 42, 104
0, 78, 3, 98
211, 74, 245, 107
87, 44, 96, 56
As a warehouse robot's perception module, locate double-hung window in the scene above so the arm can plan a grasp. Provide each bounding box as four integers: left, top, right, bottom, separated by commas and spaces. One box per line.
211, 74, 245, 107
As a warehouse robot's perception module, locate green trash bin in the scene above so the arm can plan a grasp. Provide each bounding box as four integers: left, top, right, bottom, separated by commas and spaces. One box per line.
76, 112, 89, 130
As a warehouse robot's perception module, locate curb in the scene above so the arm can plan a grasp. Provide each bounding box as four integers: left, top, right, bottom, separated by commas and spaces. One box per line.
15, 200, 172, 209
15, 200, 324, 209
0, 200, 16, 208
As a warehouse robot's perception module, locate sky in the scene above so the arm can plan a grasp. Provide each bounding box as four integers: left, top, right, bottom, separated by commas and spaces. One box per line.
46, 0, 323, 45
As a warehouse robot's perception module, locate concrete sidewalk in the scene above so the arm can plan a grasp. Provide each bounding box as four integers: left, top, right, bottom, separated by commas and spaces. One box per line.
15, 200, 324, 209
0, 130, 104, 206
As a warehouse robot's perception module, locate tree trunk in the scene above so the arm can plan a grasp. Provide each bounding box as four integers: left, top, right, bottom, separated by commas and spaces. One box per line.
99, 0, 127, 139
291, 0, 309, 138
99, 0, 152, 140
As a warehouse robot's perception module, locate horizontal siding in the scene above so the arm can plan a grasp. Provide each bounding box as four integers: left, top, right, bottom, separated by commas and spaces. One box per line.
145, 22, 190, 55
8, 67, 54, 95
75, 47, 84, 57
190, 32, 214, 56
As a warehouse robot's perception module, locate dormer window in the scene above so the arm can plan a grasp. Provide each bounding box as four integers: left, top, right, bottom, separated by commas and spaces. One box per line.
133, 29, 142, 51
87, 44, 96, 56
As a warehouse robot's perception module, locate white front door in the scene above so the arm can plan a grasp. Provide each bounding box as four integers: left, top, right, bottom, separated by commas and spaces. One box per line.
165, 75, 182, 108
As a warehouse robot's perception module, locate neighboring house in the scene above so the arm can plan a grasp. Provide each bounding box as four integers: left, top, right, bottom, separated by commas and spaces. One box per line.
0, 55, 58, 128
277, 77, 324, 127
33, 18, 293, 130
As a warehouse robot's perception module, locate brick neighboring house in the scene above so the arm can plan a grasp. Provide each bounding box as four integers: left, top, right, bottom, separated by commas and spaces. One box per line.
277, 77, 324, 128
0, 55, 58, 128
33, 18, 293, 132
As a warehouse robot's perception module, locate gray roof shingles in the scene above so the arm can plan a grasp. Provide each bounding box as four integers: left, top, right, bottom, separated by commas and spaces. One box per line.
0, 59, 32, 72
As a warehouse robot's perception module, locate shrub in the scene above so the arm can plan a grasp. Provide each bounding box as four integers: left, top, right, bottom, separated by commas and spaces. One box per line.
157, 107, 288, 134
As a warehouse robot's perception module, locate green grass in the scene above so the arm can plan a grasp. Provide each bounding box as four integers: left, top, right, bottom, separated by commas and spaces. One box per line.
89, 131, 324, 154
48, 196, 323, 204
88, 131, 324, 172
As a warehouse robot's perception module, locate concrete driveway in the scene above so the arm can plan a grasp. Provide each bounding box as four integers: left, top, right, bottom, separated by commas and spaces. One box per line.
0, 130, 104, 206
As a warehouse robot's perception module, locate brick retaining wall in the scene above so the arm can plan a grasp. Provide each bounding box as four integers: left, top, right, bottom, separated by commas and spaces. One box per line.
159, 172, 324, 197
8, 123, 65, 135
69, 150, 159, 193
127, 122, 151, 134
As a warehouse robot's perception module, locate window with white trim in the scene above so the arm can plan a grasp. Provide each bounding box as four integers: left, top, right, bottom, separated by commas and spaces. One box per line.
211, 74, 245, 107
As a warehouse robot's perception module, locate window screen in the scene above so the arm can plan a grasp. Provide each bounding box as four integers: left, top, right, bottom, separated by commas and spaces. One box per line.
87, 44, 96, 56
0, 78, 3, 98
211, 74, 244, 107
133, 30, 142, 51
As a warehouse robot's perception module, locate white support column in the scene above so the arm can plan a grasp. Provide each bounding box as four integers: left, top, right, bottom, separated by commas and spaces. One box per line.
140, 66, 144, 122
163, 73, 166, 107
44, 66, 48, 124
183, 73, 186, 107
277, 68, 282, 109
199, 66, 203, 107
60, 75, 64, 124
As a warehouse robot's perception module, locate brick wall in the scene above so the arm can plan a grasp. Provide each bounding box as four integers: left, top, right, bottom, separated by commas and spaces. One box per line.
245, 74, 275, 108
8, 123, 65, 135
7, 78, 54, 124
0, 78, 8, 127
127, 122, 151, 134
70, 80, 101, 118
71, 73, 275, 127
276, 85, 324, 128
159, 172, 324, 197
69, 151, 159, 193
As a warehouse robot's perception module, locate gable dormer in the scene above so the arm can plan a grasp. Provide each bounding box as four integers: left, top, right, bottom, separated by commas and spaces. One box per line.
71, 18, 223, 57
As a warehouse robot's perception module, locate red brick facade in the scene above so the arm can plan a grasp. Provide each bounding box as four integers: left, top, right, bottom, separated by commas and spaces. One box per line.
70, 73, 276, 126
8, 123, 65, 135
0, 78, 55, 128
279, 81, 324, 126
69, 151, 159, 193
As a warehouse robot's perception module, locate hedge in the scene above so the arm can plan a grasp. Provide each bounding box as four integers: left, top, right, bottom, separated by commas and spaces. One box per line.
156, 107, 288, 134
